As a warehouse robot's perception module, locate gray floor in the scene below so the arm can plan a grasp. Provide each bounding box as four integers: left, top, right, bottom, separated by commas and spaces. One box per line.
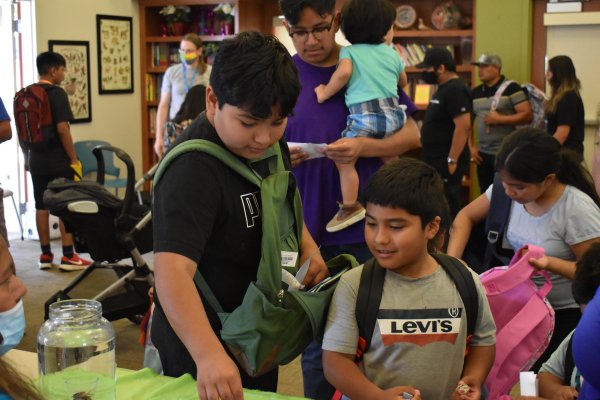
7, 231, 305, 397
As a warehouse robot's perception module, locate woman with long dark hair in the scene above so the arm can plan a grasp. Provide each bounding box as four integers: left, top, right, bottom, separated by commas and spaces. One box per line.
447, 128, 600, 370
546, 55, 585, 159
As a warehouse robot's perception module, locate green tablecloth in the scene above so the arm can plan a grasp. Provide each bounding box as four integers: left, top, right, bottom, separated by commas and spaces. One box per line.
116, 368, 307, 400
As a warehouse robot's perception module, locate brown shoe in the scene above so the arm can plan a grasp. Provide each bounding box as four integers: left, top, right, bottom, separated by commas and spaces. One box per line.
326, 202, 366, 232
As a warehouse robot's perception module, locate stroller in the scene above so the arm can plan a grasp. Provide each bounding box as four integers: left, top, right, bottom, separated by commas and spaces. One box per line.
43, 144, 154, 323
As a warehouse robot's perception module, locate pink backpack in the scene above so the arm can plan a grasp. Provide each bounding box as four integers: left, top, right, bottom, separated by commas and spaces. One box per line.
480, 244, 555, 399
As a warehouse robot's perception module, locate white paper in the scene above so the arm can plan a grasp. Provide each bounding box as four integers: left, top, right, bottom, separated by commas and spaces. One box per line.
281, 251, 298, 268
287, 142, 327, 160
295, 256, 311, 286
519, 371, 538, 396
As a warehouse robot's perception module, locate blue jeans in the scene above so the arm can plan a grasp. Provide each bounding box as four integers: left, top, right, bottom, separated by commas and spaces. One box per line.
302, 242, 372, 400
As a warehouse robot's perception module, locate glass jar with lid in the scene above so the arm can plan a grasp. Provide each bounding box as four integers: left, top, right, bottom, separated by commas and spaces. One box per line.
37, 299, 116, 400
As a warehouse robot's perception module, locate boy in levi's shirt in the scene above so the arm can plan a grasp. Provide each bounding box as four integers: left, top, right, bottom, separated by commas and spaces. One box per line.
322, 158, 496, 399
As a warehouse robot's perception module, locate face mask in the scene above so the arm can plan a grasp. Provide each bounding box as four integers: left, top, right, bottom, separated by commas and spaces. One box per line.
179, 52, 198, 65
0, 299, 25, 356
421, 70, 438, 84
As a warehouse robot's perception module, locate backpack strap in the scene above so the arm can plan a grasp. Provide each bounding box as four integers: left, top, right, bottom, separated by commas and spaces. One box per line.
355, 258, 386, 362
563, 331, 575, 385
490, 79, 515, 111
483, 173, 513, 267
430, 253, 479, 339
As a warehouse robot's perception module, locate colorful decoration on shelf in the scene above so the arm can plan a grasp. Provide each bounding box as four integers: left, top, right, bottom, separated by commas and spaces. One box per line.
431, 1, 471, 30
213, 3, 235, 35
395, 5, 417, 29
159, 5, 191, 36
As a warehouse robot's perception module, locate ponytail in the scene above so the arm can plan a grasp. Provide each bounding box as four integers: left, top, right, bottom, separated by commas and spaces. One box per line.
557, 148, 600, 207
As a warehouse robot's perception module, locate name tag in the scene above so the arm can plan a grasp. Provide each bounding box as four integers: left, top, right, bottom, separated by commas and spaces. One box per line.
281, 251, 298, 268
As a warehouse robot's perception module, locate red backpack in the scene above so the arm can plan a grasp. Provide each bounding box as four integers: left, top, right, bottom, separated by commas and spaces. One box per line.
13, 84, 55, 151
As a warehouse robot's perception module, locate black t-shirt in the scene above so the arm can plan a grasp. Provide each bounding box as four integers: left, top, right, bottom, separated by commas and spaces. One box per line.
420, 77, 473, 160
153, 112, 291, 316
546, 90, 585, 157
29, 84, 73, 175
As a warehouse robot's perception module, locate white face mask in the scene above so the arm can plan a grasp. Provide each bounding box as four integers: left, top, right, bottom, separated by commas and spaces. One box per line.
0, 299, 25, 356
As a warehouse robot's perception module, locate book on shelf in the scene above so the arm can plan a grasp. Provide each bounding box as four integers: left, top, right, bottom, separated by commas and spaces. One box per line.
414, 83, 436, 106
394, 43, 455, 67
145, 74, 163, 102
151, 43, 170, 68
149, 107, 157, 137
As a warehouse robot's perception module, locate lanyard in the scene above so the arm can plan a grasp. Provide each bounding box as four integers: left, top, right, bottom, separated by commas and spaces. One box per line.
182, 64, 199, 94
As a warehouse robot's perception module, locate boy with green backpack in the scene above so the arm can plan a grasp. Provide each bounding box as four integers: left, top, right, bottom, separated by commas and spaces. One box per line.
151, 31, 331, 400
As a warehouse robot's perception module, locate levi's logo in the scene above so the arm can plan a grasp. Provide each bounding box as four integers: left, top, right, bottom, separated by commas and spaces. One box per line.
377, 308, 462, 347
240, 191, 260, 228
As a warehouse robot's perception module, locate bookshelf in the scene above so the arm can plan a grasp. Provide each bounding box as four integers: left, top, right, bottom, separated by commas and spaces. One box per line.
138, 0, 279, 173
391, 0, 476, 200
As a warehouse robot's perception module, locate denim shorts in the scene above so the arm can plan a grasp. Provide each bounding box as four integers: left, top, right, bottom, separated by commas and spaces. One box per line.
342, 97, 406, 139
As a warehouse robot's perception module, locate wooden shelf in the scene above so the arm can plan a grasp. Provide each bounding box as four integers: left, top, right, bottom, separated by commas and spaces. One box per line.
147, 100, 159, 106
394, 29, 473, 38
147, 66, 167, 73
146, 35, 235, 43
405, 65, 473, 73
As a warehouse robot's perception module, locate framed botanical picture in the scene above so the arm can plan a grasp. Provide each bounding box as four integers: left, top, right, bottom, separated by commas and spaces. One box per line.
48, 40, 92, 123
96, 14, 134, 94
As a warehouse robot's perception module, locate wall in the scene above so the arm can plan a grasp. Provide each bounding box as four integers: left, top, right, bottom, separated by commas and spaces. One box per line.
475, 0, 532, 84
35, 0, 142, 176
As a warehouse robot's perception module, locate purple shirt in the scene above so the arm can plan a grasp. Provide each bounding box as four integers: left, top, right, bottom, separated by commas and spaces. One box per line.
285, 54, 417, 247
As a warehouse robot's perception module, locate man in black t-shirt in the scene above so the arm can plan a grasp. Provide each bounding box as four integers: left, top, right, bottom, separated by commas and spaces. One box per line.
151, 32, 328, 400
471, 53, 532, 191
417, 47, 472, 218
26, 52, 90, 271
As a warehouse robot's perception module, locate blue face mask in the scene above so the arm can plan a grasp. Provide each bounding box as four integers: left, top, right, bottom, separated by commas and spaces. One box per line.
0, 299, 25, 356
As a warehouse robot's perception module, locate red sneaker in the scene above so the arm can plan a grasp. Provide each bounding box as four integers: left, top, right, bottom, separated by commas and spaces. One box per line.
38, 253, 54, 270
59, 253, 91, 271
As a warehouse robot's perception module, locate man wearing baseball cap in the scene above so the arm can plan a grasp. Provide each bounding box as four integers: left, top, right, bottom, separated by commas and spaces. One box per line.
471, 53, 532, 191
417, 47, 472, 219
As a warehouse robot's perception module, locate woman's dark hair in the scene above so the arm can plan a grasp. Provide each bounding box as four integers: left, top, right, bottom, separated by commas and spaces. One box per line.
361, 157, 450, 230
495, 127, 600, 206
546, 55, 581, 114
209, 31, 300, 119
279, 0, 336, 25
174, 85, 206, 123
573, 243, 600, 305
341, 0, 396, 44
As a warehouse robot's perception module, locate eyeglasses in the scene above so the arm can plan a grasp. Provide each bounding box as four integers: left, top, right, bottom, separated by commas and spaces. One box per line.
288, 16, 334, 42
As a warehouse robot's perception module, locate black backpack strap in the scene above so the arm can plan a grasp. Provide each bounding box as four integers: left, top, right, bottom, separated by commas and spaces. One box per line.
430, 253, 479, 338
355, 258, 386, 362
563, 331, 575, 385
483, 173, 513, 267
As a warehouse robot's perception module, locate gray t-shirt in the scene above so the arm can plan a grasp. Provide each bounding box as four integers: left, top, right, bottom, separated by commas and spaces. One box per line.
322, 263, 496, 399
162, 63, 211, 119
485, 184, 600, 309
539, 330, 581, 389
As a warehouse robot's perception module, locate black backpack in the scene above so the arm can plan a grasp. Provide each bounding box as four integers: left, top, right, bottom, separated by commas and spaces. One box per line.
354, 254, 479, 362
463, 173, 514, 273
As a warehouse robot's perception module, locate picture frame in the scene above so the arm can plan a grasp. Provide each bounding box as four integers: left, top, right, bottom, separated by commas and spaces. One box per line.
96, 14, 134, 94
48, 40, 92, 123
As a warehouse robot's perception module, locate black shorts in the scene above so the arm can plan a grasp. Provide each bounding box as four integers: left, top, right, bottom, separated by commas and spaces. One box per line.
31, 168, 74, 210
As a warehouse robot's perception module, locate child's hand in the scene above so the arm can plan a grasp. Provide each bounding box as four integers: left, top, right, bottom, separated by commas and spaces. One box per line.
382, 386, 420, 400
70, 160, 82, 181
315, 84, 328, 103
452, 379, 480, 400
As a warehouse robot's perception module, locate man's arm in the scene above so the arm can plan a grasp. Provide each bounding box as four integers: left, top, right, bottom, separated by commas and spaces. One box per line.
324, 116, 421, 163
553, 125, 571, 145
56, 122, 78, 163
154, 91, 171, 158
0, 120, 11, 143
448, 112, 471, 174
484, 100, 533, 126
315, 58, 352, 103
154, 252, 243, 400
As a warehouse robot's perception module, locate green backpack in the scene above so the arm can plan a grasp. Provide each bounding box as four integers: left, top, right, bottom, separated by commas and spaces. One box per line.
154, 139, 358, 377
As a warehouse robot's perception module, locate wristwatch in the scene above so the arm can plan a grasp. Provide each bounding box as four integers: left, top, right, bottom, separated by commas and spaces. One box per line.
447, 157, 457, 165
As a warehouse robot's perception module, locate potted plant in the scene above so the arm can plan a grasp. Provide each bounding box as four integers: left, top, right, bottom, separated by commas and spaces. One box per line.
213, 3, 235, 35
159, 5, 191, 36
